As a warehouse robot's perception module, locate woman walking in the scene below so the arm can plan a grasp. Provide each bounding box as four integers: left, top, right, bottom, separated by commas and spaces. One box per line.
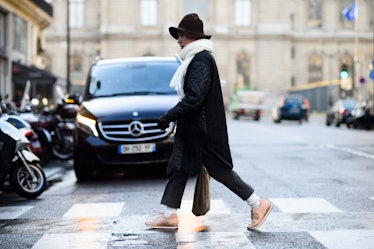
145, 13, 272, 230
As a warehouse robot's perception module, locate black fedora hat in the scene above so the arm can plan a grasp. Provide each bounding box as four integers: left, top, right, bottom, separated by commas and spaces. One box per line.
169, 13, 211, 40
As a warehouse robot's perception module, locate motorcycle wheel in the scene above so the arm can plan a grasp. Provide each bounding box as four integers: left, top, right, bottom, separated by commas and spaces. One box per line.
10, 163, 47, 199
52, 130, 74, 161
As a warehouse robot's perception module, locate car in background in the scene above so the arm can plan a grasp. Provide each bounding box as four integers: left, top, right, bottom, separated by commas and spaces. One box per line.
229, 89, 265, 121
272, 95, 309, 124
326, 99, 357, 127
73, 57, 180, 181
347, 100, 374, 130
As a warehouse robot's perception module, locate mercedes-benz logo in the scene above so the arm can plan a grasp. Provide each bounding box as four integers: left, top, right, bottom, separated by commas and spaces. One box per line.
128, 121, 143, 137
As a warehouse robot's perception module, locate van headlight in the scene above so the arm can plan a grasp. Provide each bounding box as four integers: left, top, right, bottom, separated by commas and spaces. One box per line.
76, 114, 99, 137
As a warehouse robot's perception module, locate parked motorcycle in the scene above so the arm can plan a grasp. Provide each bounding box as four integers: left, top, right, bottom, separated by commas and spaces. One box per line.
0, 110, 46, 199
28, 97, 78, 161
16, 108, 53, 164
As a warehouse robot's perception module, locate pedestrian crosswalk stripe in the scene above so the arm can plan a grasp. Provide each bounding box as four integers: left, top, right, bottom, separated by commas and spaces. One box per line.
176, 232, 256, 249
32, 233, 110, 249
2, 198, 373, 249
0, 205, 33, 219
179, 199, 230, 215
270, 198, 342, 213
309, 230, 374, 249
63, 202, 125, 218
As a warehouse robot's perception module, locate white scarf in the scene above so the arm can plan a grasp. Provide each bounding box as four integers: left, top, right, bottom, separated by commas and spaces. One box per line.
169, 39, 214, 101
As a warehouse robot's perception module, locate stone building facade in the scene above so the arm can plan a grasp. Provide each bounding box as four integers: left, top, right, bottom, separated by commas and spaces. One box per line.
44, 0, 374, 108
0, 0, 55, 104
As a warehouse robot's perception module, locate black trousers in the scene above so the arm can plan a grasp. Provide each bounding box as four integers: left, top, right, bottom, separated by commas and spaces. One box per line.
161, 145, 255, 209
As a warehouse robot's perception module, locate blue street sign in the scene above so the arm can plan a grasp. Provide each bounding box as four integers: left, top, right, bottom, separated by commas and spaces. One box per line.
370, 70, 374, 80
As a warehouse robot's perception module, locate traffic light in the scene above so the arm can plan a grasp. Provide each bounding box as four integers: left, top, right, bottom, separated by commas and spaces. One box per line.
340, 64, 349, 79
340, 63, 352, 91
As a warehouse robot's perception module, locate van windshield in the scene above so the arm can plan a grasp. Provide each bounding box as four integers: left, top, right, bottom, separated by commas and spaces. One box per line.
88, 61, 179, 97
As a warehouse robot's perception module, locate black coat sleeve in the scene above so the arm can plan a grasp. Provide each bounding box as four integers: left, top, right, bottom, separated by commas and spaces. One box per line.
166, 54, 212, 121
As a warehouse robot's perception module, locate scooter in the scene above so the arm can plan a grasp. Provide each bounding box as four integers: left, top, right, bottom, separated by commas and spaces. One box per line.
0, 94, 50, 165
2, 114, 47, 163
0, 110, 47, 199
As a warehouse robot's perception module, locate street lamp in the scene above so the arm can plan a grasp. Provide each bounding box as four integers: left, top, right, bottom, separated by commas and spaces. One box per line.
66, 0, 71, 94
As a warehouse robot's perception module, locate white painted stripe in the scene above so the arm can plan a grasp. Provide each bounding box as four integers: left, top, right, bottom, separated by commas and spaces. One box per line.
0, 206, 33, 219
176, 232, 256, 249
270, 198, 342, 213
309, 230, 374, 249
63, 202, 125, 218
178, 199, 230, 215
324, 143, 374, 160
32, 233, 110, 249
369, 197, 374, 201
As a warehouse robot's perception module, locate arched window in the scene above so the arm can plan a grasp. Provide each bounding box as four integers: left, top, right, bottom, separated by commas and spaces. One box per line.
308, 54, 322, 83
236, 51, 251, 88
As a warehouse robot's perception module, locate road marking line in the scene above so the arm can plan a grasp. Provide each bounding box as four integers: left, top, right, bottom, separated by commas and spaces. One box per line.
178, 199, 230, 215
324, 143, 374, 160
63, 202, 125, 218
309, 230, 374, 249
0, 206, 33, 219
176, 232, 256, 249
33, 233, 110, 249
270, 198, 342, 213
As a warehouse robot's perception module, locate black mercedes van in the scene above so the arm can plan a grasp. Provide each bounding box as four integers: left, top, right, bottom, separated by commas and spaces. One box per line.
73, 57, 180, 181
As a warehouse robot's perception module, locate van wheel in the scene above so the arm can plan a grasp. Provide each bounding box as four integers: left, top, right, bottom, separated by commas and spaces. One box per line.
73, 149, 94, 182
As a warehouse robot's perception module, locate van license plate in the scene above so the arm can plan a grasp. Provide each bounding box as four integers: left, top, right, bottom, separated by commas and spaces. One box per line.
118, 143, 156, 154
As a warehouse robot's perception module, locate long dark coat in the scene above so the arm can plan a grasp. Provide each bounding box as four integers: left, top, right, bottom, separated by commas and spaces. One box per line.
165, 51, 233, 176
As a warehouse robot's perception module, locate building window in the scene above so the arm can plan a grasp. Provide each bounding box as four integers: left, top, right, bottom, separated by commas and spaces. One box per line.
141, 0, 157, 26
370, 1, 374, 29
291, 76, 296, 87
291, 47, 295, 59
235, 0, 251, 26
308, 54, 322, 83
70, 54, 82, 72
69, 0, 84, 28
13, 15, 27, 55
0, 10, 6, 56
0, 58, 7, 94
340, 0, 354, 29
183, 0, 209, 20
307, 0, 322, 28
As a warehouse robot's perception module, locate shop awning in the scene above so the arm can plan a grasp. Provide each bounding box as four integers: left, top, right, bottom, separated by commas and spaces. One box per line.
12, 61, 57, 86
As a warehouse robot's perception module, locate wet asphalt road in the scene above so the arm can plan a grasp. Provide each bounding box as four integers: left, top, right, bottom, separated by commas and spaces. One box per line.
1, 112, 374, 248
